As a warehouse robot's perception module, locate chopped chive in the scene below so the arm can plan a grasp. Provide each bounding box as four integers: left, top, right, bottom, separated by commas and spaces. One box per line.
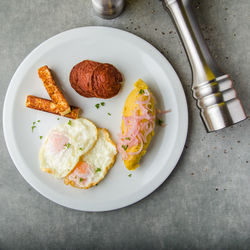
128, 174, 132, 177
31, 125, 36, 132
95, 103, 100, 109
107, 112, 111, 116
79, 147, 83, 151
122, 145, 128, 151
37, 120, 40, 123
80, 178, 83, 182
40, 136, 43, 139
57, 118, 60, 120
139, 89, 145, 95
95, 168, 101, 173
157, 119, 163, 126
33, 121, 36, 125
64, 143, 71, 149
68, 120, 72, 126
101, 102, 105, 106
125, 137, 130, 140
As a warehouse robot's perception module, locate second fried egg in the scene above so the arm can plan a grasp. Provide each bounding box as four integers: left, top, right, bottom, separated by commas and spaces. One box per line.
64, 128, 117, 189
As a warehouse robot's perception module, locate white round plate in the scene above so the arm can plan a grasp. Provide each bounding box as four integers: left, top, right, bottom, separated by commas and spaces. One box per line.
3, 27, 188, 212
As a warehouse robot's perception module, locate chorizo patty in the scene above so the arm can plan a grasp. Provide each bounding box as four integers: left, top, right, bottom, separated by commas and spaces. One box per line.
70, 60, 122, 99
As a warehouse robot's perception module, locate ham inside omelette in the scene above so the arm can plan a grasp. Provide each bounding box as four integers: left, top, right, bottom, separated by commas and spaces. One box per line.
117, 79, 156, 170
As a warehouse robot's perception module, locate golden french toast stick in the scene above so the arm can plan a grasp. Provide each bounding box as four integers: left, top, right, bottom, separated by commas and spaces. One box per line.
26, 95, 80, 119
38, 65, 71, 115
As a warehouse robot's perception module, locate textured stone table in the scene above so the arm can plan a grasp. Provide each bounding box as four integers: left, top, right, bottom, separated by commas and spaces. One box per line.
0, 0, 249, 249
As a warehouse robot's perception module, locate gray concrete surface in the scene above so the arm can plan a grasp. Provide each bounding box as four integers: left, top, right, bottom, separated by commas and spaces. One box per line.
0, 0, 249, 249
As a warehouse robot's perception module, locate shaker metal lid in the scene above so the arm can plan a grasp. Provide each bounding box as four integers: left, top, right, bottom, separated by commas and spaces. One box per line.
91, 0, 125, 19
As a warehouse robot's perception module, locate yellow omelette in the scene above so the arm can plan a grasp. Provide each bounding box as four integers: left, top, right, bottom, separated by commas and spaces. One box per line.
119, 79, 156, 170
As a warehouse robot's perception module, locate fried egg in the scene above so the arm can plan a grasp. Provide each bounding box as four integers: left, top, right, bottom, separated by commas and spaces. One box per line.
64, 128, 117, 189
39, 118, 98, 178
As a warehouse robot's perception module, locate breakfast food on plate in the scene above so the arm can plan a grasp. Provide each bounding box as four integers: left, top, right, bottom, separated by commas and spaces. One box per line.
26, 95, 80, 119
26, 66, 81, 118
39, 118, 117, 188
118, 79, 156, 170
70, 60, 122, 99
38, 65, 71, 115
39, 118, 98, 178
91, 63, 122, 98
70, 60, 101, 98
64, 128, 117, 189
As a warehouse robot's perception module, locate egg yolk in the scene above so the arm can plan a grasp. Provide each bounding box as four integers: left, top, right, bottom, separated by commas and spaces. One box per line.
68, 161, 93, 187
46, 132, 69, 154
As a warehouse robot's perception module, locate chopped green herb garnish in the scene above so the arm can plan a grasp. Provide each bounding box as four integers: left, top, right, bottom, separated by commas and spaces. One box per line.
31, 125, 36, 132
139, 89, 145, 95
95, 103, 100, 109
128, 174, 132, 177
37, 120, 40, 123
68, 120, 72, 126
64, 143, 71, 149
122, 145, 128, 151
157, 119, 163, 126
40, 136, 43, 139
101, 102, 105, 106
33, 121, 36, 125
57, 118, 60, 120
80, 178, 83, 182
79, 147, 83, 151
107, 112, 111, 116
125, 137, 130, 140
95, 168, 101, 173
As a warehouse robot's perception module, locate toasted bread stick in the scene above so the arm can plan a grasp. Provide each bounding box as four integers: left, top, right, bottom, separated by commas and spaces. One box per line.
38, 65, 71, 115
26, 95, 80, 119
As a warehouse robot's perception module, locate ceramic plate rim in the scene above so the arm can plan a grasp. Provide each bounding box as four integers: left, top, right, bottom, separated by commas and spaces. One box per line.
3, 26, 188, 212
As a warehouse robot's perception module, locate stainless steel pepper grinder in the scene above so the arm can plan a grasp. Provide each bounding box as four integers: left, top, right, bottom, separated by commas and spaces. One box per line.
92, 0, 125, 19
162, 0, 246, 132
